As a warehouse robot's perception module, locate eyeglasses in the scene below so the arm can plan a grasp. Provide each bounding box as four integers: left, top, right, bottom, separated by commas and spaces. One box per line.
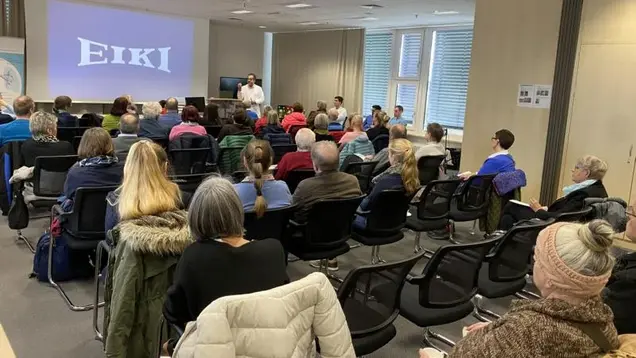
627, 208, 636, 218
491, 136, 498, 140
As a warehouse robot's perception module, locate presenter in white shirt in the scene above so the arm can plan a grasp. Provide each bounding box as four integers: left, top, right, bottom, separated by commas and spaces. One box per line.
330, 96, 348, 125
237, 73, 265, 117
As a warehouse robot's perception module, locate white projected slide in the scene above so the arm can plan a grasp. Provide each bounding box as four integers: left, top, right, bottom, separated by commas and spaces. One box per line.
25, 0, 209, 102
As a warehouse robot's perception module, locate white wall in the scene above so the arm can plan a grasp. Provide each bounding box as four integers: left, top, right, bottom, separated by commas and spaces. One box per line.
208, 23, 266, 98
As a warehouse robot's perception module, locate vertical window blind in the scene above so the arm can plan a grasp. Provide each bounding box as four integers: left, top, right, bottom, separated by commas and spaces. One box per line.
362, 32, 392, 116
425, 29, 473, 129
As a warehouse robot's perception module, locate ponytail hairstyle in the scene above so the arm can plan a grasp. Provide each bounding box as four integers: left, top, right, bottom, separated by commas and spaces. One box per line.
241, 139, 274, 218
389, 138, 420, 195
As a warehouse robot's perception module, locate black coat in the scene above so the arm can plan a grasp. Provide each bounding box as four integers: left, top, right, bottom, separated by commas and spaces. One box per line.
536, 180, 608, 220
603, 251, 636, 334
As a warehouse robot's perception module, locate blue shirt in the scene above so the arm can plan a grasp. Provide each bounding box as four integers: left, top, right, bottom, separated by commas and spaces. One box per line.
363, 115, 373, 131
234, 179, 292, 212
388, 117, 409, 126
477, 151, 516, 176
0, 119, 31, 146
328, 122, 343, 131
246, 110, 259, 121
158, 111, 182, 129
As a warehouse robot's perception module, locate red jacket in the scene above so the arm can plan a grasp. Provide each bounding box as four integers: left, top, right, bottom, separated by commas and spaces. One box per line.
282, 112, 307, 133
275, 151, 313, 180
255, 116, 268, 135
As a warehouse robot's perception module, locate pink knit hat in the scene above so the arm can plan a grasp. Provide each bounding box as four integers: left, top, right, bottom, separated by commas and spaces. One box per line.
534, 222, 611, 299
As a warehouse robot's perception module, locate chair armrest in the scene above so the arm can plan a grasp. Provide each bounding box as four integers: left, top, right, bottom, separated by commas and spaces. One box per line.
288, 220, 307, 229
356, 209, 371, 216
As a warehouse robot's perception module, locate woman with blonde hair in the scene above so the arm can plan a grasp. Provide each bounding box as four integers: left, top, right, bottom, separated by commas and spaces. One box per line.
366, 110, 390, 142
234, 139, 291, 217
353, 138, 419, 229
105, 140, 189, 231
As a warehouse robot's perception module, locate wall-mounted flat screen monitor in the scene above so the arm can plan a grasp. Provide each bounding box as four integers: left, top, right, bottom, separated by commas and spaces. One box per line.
185, 96, 205, 112
219, 77, 263, 99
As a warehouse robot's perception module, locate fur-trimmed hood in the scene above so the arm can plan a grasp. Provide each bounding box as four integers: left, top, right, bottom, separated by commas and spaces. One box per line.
118, 210, 192, 255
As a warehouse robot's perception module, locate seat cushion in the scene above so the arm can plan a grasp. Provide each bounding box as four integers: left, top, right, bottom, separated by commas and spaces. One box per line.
399, 283, 474, 327
343, 299, 397, 356
351, 230, 404, 246
287, 241, 350, 261
478, 263, 527, 298
405, 208, 448, 232
449, 201, 483, 222
63, 233, 103, 250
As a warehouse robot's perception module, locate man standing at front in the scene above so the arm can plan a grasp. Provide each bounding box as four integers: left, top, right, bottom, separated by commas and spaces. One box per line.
237, 73, 265, 117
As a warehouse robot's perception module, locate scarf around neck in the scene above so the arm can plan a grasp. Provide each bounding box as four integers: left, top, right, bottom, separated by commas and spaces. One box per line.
563, 179, 597, 196
372, 164, 402, 185
33, 134, 59, 143
79, 155, 118, 168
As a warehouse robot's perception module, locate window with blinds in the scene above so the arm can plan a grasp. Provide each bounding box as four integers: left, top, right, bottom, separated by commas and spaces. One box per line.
425, 29, 473, 129
396, 83, 417, 124
398, 32, 423, 78
362, 32, 392, 116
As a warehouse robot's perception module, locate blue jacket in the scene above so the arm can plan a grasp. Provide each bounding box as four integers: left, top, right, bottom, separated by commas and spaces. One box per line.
363, 115, 373, 131
477, 152, 516, 176
158, 111, 182, 129
339, 135, 375, 167
0, 119, 31, 147
56, 112, 79, 127
63, 161, 124, 201
328, 122, 343, 131
139, 119, 168, 139
354, 173, 404, 229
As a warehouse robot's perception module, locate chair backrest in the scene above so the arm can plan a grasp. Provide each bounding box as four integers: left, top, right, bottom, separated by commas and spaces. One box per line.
284, 169, 315, 193
338, 250, 427, 337
417, 155, 445, 186
289, 125, 307, 142
554, 206, 594, 223
411, 235, 501, 308
57, 127, 92, 144
487, 218, 555, 282
271, 144, 297, 164
365, 189, 411, 233
109, 129, 120, 137
66, 186, 118, 238
447, 148, 461, 170
152, 137, 170, 150
415, 179, 462, 221
0, 114, 13, 124
303, 195, 365, 247
244, 204, 297, 241
454, 174, 496, 213
32, 155, 78, 196
169, 135, 217, 174
203, 125, 222, 138
371, 134, 389, 153
342, 161, 378, 193
264, 133, 292, 147
170, 173, 210, 194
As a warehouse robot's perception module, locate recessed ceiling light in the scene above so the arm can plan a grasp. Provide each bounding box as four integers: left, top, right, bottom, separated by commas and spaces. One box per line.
286, 3, 312, 8
299, 21, 320, 25
360, 4, 383, 9
231, 9, 253, 14
259, 25, 267, 28
433, 10, 459, 15
360, 17, 378, 21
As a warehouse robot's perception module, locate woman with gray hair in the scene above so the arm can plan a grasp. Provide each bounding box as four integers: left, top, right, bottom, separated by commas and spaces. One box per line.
275, 128, 316, 180
313, 113, 335, 142
163, 175, 289, 330
20, 110, 74, 166
499, 155, 609, 230
139, 101, 168, 139
307, 100, 328, 130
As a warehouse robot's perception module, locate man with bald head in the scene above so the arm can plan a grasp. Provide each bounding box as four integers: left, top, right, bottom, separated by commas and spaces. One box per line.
112, 113, 144, 160
158, 97, 181, 129
327, 108, 343, 131
0, 95, 34, 146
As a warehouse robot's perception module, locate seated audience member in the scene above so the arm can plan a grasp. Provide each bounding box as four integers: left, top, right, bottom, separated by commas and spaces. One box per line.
124, 94, 137, 115
169, 105, 207, 141
499, 155, 608, 230
217, 110, 254, 143
353, 139, 419, 229
458, 129, 516, 179
363, 105, 381, 131
415, 122, 446, 160
201, 102, 222, 126
307, 100, 328, 130
105, 141, 189, 231
63, 128, 123, 203
138, 102, 168, 139
234, 140, 292, 214
254, 105, 273, 135
330, 96, 347, 125
0, 95, 34, 146
313, 113, 334, 142
112, 113, 144, 159
339, 116, 374, 167
159, 99, 167, 115
604, 201, 636, 334
158, 97, 181, 129
0, 94, 15, 120
282, 102, 307, 133
53, 95, 78, 127
388, 105, 408, 126
436, 221, 618, 358
163, 176, 289, 330
366, 111, 390, 142
327, 108, 342, 131
260, 110, 286, 141
102, 96, 129, 132
275, 128, 315, 180
104, 146, 191, 358
338, 114, 367, 146
21, 111, 74, 167
372, 124, 408, 175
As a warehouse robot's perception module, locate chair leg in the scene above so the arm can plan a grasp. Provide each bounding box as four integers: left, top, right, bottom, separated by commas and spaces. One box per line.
428, 328, 457, 347
48, 235, 104, 312
516, 289, 541, 300
421, 328, 448, 355
16, 230, 35, 253
470, 220, 477, 235
449, 221, 460, 244
472, 295, 498, 322
371, 246, 386, 264
422, 327, 456, 351
93, 241, 108, 342
414, 232, 422, 253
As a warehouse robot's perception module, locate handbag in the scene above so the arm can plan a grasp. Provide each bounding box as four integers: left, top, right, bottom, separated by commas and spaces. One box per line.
8, 189, 29, 230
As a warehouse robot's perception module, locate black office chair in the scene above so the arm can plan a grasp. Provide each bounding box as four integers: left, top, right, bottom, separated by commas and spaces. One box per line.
342, 161, 378, 193
49, 185, 117, 311
244, 204, 297, 241
170, 173, 210, 194
474, 218, 554, 321
0, 113, 13, 124
407, 179, 461, 252
371, 134, 389, 153
271, 144, 297, 164
554, 206, 593, 223
203, 125, 223, 138
399, 235, 501, 352
169, 148, 210, 175
352, 189, 411, 264
449, 174, 497, 240
284, 196, 364, 278
289, 125, 307, 143
31, 154, 79, 208
417, 155, 445, 186
72, 135, 83, 152
284, 169, 315, 194
151, 137, 170, 150
337, 250, 427, 356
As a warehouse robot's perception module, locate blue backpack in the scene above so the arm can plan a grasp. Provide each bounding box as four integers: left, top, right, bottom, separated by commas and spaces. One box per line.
31, 232, 73, 282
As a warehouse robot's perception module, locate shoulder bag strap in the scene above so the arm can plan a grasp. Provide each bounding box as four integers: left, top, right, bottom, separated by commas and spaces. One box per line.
572, 322, 613, 353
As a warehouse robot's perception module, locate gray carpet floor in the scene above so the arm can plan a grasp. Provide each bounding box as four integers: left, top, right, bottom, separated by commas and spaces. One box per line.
0, 216, 532, 358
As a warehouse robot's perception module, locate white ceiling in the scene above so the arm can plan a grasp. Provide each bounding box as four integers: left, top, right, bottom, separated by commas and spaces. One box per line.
82, 0, 475, 31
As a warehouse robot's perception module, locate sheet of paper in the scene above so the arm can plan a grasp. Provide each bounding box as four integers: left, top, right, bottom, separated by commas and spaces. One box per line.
533, 84, 552, 108
517, 84, 535, 107
509, 199, 530, 207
